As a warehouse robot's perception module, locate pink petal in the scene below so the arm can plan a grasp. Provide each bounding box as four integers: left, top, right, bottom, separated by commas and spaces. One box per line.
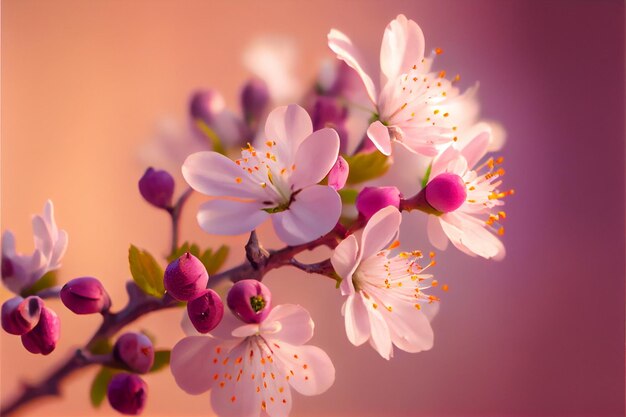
170, 336, 219, 395
440, 212, 505, 260
273, 343, 335, 396
327, 156, 349, 191
427, 216, 449, 250
359, 206, 401, 260
460, 130, 490, 169
32, 215, 52, 258
289, 128, 340, 190
183, 151, 267, 200
208, 312, 250, 340
380, 14, 425, 85
271, 185, 341, 246
366, 121, 392, 156
263, 304, 314, 346
343, 294, 370, 346
197, 199, 269, 236
385, 301, 434, 353
327, 29, 378, 105
331, 235, 360, 296
365, 301, 393, 360
49, 230, 68, 269
264, 105, 312, 163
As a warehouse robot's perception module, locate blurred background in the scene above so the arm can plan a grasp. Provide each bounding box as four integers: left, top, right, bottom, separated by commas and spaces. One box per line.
1, 0, 624, 416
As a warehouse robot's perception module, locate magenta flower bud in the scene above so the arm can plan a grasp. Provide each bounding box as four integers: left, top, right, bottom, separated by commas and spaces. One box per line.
311, 96, 349, 153
356, 186, 402, 220
1, 296, 44, 335
113, 332, 155, 374
328, 156, 349, 191
21, 306, 60, 355
164, 253, 209, 301
425, 173, 467, 213
61, 277, 111, 315
107, 373, 148, 415
190, 89, 222, 122
227, 279, 271, 324
138, 167, 175, 209
187, 289, 224, 334
240, 78, 269, 125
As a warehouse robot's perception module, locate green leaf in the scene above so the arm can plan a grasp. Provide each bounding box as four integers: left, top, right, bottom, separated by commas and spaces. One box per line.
202, 245, 229, 275
167, 242, 190, 263
338, 188, 359, 205
344, 151, 390, 185
189, 243, 201, 257
88, 338, 113, 355
421, 163, 432, 189
195, 119, 226, 155
128, 245, 165, 297
149, 350, 171, 373
90, 367, 115, 408
21, 271, 57, 297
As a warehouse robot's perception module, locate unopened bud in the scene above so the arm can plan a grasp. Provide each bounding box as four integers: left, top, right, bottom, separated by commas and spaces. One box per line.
1, 296, 43, 335
138, 168, 175, 209
164, 253, 209, 301
240, 78, 270, 125
107, 373, 148, 415
61, 277, 111, 315
113, 332, 155, 374
356, 186, 401, 220
311, 96, 348, 153
226, 279, 271, 324
190, 89, 224, 122
21, 306, 60, 355
187, 289, 224, 334
328, 156, 349, 191
425, 173, 467, 213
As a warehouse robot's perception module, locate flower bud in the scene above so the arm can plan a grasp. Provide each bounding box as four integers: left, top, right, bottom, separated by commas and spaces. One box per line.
187, 289, 224, 334
227, 279, 271, 324
425, 173, 467, 213
113, 332, 154, 374
107, 373, 148, 415
61, 277, 111, 315
356, 186, 402, 221
21, 306, 60, 355
164, 253, 209, 301
138, 167, 175, 209
190, 89, 224, 122
240, 78, 270, 125
328, 156, 349, 191
1, 296, 43, 335
311, 96, 349, 153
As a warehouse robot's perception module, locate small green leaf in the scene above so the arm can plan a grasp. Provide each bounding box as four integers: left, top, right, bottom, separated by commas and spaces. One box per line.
149, 350, 171, 373
90, 367, 116, 408
195, 119, 226, 155
344, 152, 390, 185
21, 271, 57, 297
128, 245, 165, 297
167, 242, 190, 263
202, 245, 229, 275
189, 243, 201, 258
338, 188, 359, 205
421, 163, 432, 189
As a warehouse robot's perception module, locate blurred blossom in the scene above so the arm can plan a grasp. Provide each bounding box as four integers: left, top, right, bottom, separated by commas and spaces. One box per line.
1, 296, 44, 335
171, 304, 335, 417
164, 253, 209, 302
183, 104, 341, 245
138, 167, 175, 209
114, 332, 155, 374
1, 200, 68, 294
187, 289, 224, 334
60, 277, 111, 315
20, 306, 60, 355
311, 96, 349, 153
107, 373, 148, 415
240, 78, 270, 130
331, 207, 438, 360
226, 279, 272, 324
190, 89, 247, 148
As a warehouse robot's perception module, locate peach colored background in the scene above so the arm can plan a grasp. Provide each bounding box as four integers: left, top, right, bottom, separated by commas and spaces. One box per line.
1, 1, 624, 416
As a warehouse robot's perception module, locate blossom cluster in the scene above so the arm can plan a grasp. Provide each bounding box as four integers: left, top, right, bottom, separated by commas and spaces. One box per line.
1, 14, 512, 417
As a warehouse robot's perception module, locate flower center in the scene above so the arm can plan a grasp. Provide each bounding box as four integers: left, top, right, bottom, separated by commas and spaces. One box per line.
250, 295, 266, 313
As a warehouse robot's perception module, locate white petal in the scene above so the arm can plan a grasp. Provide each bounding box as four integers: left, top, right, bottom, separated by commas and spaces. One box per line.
427, 216, 449, 250
264, 105, 312, 163
331, 235, 360, 296
273, 342, 335, 396
263, 304, 313, 346
197, 199, 269, 236
342, 294, 370, 346
2, 231, 16, 256
359, 206, 401, 260
385, 300, 434, 353
170, 336, 219, 395
440, 212, 505, 259
430, 144, 462, 178
32, 215, 52, 258
366, 121, 392, 156
380, 14, 425, 85
327, 29, 377, 104
289, 128, 340, 190
365, 301, 393, 360
271, 185, 340, 246
460, 129, 490, 169
183, 151, 267, 200
48, 230, 68, 269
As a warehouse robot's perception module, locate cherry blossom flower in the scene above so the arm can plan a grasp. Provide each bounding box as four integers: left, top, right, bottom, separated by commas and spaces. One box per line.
171, 304, 335, 417
331, 206, 438, 360
423, 129, 513, 259
328, 14, 474, 157
183, 104, 341, 246
1, 200, 68, 294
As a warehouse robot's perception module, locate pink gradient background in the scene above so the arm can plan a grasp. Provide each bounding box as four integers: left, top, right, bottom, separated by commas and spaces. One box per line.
1, 0, 624, 416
